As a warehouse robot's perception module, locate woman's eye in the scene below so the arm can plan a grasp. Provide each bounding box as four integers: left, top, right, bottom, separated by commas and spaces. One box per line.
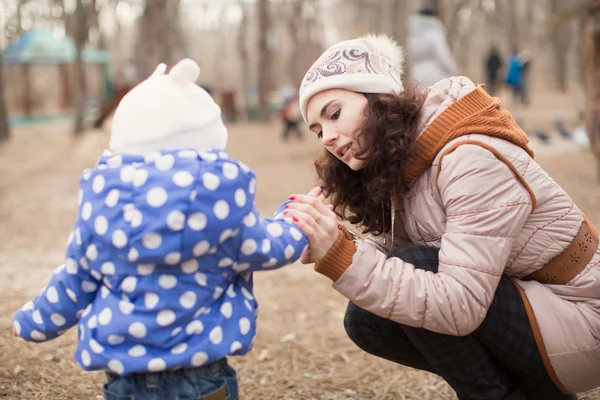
331, 110, 341, 120
316, 131, 323, 139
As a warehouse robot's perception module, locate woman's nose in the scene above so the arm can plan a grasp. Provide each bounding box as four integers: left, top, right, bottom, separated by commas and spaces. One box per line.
321, 130, 338, 147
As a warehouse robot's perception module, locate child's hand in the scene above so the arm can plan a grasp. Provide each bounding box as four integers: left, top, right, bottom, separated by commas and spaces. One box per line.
286, 187, 339, 263
12, 324, 26, 341
299, 246, 315, 264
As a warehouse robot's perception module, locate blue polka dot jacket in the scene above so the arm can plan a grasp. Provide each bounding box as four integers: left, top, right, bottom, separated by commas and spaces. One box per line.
13, 149, 308, 375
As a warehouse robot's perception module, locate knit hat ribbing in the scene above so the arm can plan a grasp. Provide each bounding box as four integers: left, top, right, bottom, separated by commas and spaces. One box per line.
298, 34, 405, 123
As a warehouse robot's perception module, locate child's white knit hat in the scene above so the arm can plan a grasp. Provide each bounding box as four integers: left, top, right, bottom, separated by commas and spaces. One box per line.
109, 58, 228, 155
298, 34, 405, 123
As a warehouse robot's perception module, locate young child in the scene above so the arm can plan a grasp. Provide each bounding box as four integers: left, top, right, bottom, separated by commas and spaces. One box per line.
13, 59, 308, 400
280, 95, 303, 141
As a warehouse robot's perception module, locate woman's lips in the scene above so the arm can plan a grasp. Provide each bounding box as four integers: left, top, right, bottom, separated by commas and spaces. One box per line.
340, 144, 352, 161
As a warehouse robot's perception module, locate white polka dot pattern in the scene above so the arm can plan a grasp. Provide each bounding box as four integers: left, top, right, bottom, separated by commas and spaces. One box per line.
144, 292, 159, 309
128, 322, 147, 338
12, 150, 308, 376
108, 360, 124, 374
173, 171, 194, 187
171, 343, 187, 355
147, 187, 168, 208
158, 275, 177, 290
202, 173, 220, 191
148, 358, 166, 372
191, 352, 208, 366
186, 320, 204, 335
181, 259, 199, 274
166, 210, 186, 231
128, 248, 139, 262
120, 166, 135, 183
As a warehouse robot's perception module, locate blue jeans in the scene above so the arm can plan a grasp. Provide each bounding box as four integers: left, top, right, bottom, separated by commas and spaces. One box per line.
103, 358, 238, 400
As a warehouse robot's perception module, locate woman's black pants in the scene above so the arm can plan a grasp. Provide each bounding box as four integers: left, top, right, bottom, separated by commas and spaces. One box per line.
343, 245, 576, 400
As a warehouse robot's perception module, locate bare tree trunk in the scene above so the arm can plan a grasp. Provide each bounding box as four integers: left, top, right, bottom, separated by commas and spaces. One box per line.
582, 9, 600, 180
446, 0, 470, 52
523, 0, 536, 43
213, 4, 230, 86
87, 0, 103, 48
507, 0, 519, 51
550, 0, 569, 92
390, 0, 408, 47
301, 0, 323, 85
285, 0, 318, 86
0, 54, 9, 143
237, 1, 250, 120
72, 0, 88, 135
257, 0, 272, 121
286, 0, 302, 85
135, 0, 185, 80
495, 0, 520, 51
15, 0, 28, 36
305, 0, 323, 77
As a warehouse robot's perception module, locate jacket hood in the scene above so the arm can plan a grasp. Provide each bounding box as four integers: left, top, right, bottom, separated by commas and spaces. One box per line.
77, 148, 255, 265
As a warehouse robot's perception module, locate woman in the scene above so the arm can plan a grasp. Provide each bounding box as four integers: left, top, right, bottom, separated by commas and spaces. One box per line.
284, 34, 599, 400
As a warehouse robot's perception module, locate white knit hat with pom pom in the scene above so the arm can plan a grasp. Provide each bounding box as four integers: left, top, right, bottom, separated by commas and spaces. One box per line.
109, 58, 228, 155
298, 33, 405, 123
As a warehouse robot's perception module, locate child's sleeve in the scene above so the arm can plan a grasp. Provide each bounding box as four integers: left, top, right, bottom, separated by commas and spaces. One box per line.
13, 223, 101, 342
236, 200, 308, 272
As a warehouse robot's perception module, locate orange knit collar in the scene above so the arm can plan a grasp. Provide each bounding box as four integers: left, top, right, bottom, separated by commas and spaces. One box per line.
402, 86, 534, 187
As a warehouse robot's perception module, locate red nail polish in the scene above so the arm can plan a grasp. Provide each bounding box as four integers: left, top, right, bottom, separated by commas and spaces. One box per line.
283, 210, 288, 215
285, 204, 290, 208
289, 196, 296, 200
292, 216, 299, 222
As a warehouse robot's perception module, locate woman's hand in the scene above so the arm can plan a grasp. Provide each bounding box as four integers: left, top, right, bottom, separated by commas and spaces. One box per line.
285, 187, 338, 264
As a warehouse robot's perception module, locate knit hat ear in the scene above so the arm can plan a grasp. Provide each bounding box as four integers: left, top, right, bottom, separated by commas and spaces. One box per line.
168, 58, 201, 86
298, 33, 405, 123
151, 63, 167, 77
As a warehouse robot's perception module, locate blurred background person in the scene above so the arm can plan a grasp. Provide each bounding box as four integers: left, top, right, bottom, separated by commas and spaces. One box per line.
407, 6, 458, 92
505, 47, 531, 106
485, 45, 503, 97
280, 93, 303, 142
519, 47, 532, 106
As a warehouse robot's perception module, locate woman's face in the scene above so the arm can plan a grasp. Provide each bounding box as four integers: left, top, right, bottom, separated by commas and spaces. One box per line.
306, 89, 369, 171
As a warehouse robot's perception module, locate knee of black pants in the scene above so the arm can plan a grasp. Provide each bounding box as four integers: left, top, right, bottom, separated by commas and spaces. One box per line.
343, 300, 436, 372
343, 301, 388, 350
387, 245, 440, 273
344, 300, 405, 341
343, 301, 363, 346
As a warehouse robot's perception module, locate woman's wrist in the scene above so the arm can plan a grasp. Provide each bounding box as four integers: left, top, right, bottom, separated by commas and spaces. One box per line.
314, 225, 357, 281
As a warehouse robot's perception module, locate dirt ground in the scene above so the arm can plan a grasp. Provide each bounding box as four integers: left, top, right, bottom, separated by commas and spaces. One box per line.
1, 116, 600, 400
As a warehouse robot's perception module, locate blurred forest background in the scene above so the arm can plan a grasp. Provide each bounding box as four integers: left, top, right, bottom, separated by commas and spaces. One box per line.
0, 0, 595, 130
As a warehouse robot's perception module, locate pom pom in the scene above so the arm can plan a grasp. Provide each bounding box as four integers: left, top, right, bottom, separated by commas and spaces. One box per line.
361, 33, 405, 75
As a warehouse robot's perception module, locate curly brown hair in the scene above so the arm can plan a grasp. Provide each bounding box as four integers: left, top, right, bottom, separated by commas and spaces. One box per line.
315, 86, 425, 236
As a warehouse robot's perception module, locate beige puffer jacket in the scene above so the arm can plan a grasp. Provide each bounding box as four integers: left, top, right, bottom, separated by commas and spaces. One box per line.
328, 77, 600, 393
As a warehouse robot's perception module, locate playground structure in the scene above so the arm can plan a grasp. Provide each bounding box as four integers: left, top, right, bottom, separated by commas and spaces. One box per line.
1, 28, 109, 125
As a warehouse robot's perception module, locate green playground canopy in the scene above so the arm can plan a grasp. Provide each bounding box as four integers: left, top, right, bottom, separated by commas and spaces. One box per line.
2, 28, 109, 65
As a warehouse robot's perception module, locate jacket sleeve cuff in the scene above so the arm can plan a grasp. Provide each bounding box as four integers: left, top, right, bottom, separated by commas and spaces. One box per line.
314, 225, 357, 282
